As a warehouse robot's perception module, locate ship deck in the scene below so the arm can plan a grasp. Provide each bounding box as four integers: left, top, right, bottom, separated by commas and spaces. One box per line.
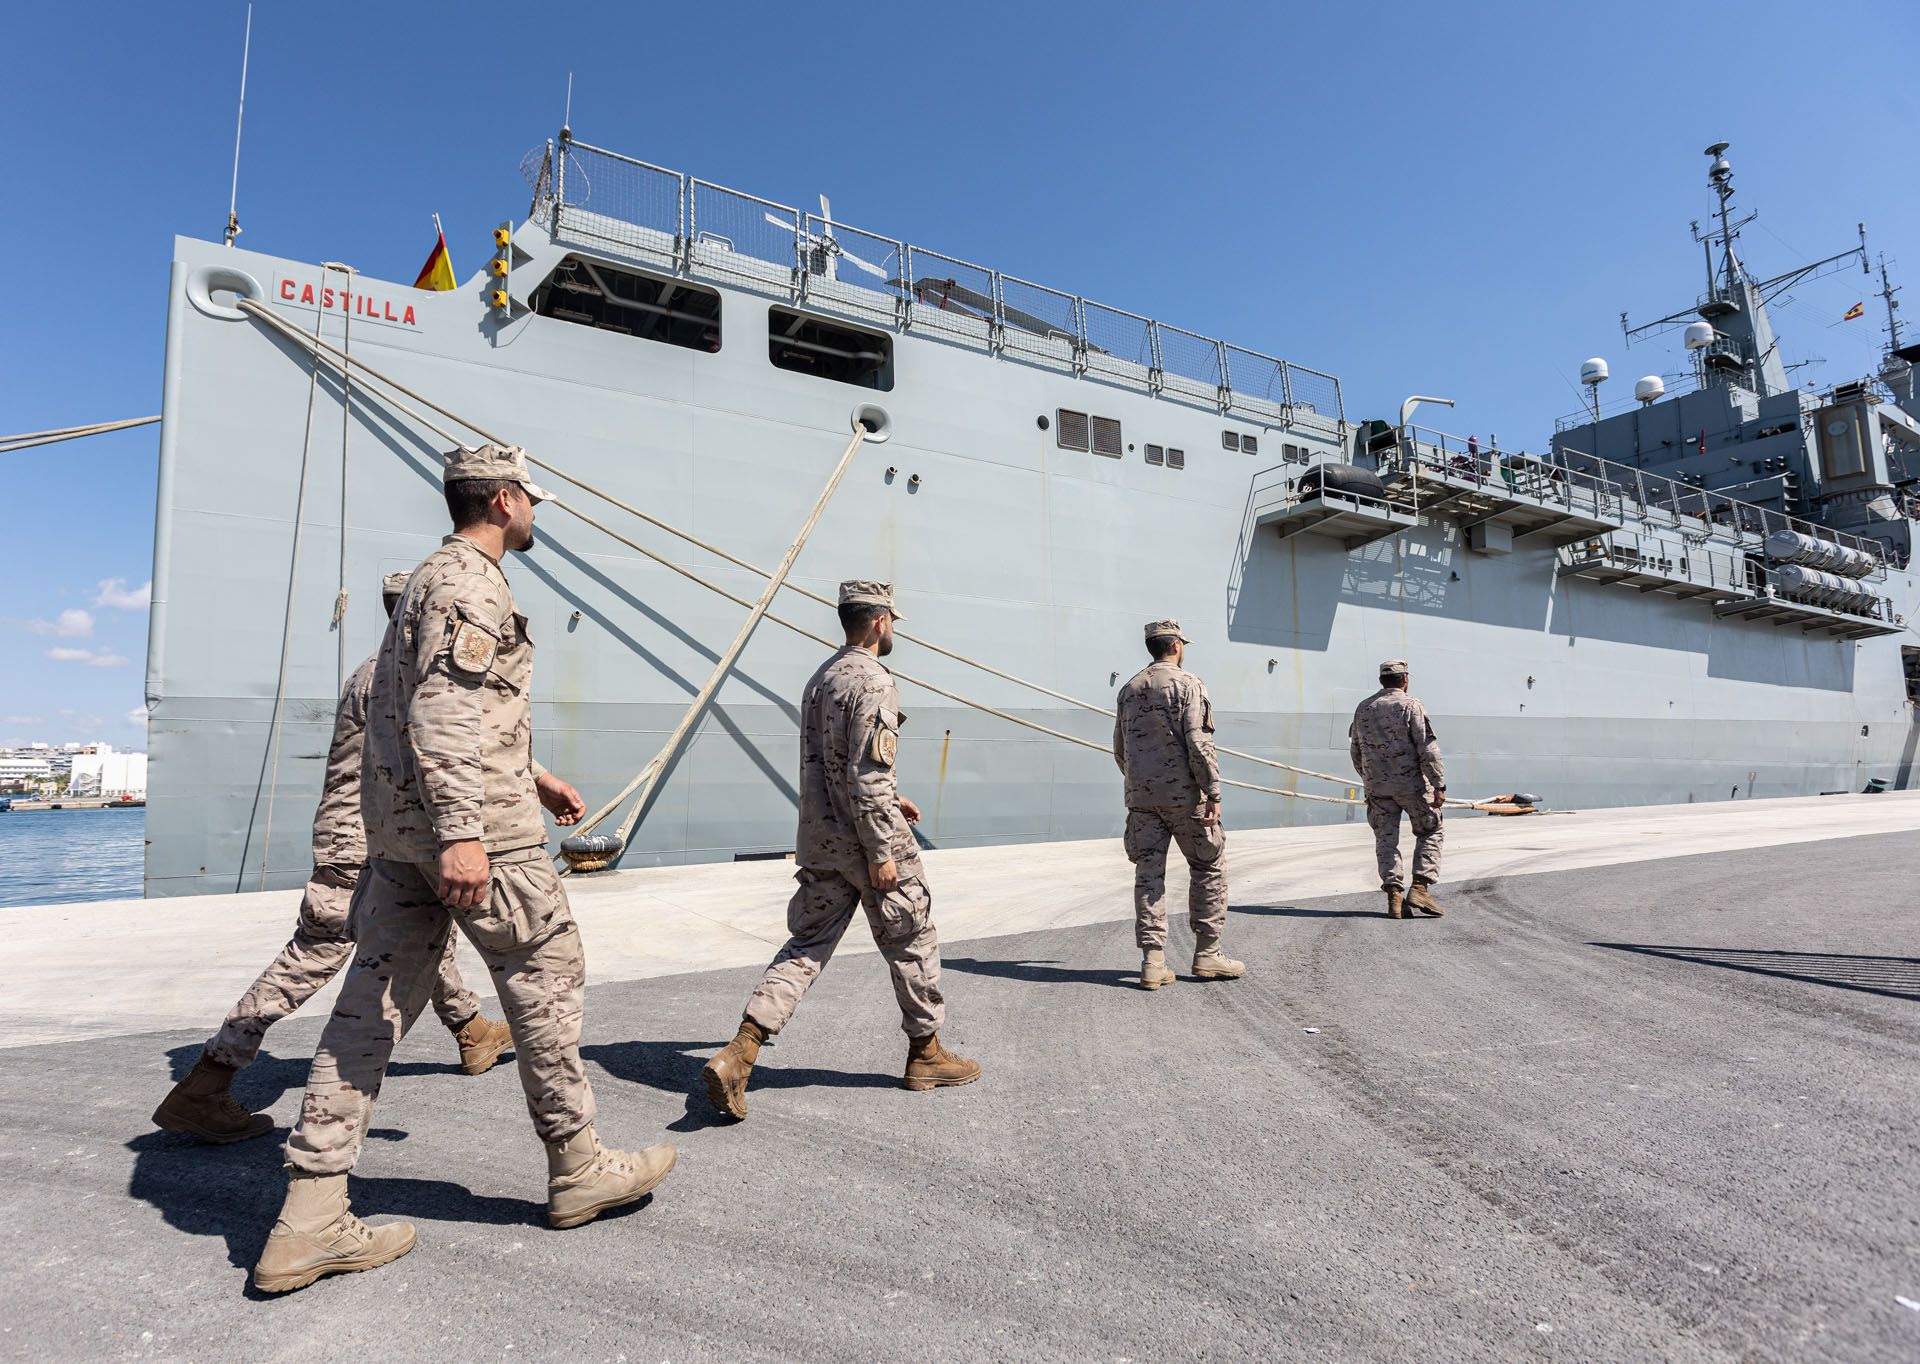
3, 793, 1918, 1360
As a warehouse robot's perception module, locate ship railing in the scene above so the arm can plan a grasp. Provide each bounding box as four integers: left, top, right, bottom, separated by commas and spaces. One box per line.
526, 131, 1344, 436
1380, 425, 1892, 574
1560, 532, 1754, 598
1386, 427, 1631, 526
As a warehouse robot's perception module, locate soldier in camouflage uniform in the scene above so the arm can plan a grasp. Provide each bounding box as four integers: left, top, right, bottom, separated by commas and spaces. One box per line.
253, 444, 675, 1295
152, 574, 513, 1146
701, 581, 979, 1121
1348, 658, 1447, 918
1113, 619, 1245, 990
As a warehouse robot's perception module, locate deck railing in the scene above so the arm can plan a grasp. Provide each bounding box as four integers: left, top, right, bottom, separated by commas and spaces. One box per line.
525, 132, 1344, 432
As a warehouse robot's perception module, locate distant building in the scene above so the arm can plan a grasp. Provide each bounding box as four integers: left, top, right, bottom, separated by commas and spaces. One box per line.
67, 744, 147, 798
0, 756, 55, 791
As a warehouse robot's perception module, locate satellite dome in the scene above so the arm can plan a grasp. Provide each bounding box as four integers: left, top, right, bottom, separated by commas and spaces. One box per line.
1579, 358, 1610, 386
1634, 375, 1665, 405
1684, 322, 1716, 350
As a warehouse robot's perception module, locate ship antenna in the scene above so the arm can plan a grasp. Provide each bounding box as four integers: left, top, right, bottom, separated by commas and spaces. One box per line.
563, 70, 573, 139
1876, 249, 1903, 353
224, 3, 252, 247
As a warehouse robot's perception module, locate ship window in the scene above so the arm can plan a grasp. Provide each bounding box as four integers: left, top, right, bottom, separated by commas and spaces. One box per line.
1144, 443, 1165, 465
1091, 416, 1123, 458
768, 307, 893, 390
1057, 409, 1090, 451
1222, 431, 1240, 451
530, 255, 721, 351
1242, 435, 1258, 455
1283, 442, 1301, 463
1905, 647, 1920, 705
1167, 447, 1186, 470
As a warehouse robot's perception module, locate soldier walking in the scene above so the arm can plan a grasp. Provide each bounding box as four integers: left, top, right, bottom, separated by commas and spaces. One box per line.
253, 444, 675, 1295
1348, 659, 1447, 918
152, 573, 512, 1145
702, 581, 979, 1121
1113, 619, 1244, 990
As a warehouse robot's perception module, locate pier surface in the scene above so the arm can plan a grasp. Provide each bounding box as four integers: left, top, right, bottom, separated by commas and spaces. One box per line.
1, 794, 1917, 1361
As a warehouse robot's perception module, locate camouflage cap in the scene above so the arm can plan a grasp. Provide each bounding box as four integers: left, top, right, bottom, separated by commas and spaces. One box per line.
1144, 618, 1189, 643
838, 579, 904, 620
1379, 658, 1410, 677
442, 442, 552, 503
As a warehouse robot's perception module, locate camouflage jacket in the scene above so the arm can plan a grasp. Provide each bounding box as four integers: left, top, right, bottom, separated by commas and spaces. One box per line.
795, 647, 919, 877
309, 655, 376, 867
1113, 660, 1221, 809
361, 535, 548, 861
1348, 688, 1445, 797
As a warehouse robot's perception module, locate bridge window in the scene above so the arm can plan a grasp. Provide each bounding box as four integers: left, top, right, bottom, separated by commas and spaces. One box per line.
768, 307, 893, 390
530, 256, 721, 351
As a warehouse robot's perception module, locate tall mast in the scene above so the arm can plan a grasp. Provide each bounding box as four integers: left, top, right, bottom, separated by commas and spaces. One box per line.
1877, 252, 1903, 355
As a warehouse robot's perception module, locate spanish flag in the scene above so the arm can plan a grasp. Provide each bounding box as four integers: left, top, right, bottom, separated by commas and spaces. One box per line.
1844, 301, 1865, 321
413, 215, 457, 292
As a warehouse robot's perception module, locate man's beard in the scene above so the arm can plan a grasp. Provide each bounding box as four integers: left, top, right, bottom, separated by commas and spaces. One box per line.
878, 633, 893, 657
512, 525, 536, 552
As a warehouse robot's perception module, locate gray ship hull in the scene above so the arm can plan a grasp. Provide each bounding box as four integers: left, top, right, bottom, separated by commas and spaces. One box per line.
145, 219, 1920, 897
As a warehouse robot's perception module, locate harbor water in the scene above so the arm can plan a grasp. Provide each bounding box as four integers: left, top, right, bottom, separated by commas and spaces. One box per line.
0, 806, 144, 907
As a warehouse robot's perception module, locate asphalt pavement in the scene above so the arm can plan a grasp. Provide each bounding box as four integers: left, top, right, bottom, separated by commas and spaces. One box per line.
2, 830, 1917, 1362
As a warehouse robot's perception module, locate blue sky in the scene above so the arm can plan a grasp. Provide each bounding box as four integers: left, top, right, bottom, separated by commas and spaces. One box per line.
2, 0, 1915, 749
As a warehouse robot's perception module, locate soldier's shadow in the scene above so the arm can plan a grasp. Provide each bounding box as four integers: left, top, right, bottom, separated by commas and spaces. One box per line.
126, 1125, 530, 1293
940, 955, 1139, 989
164, 1041, 482, 1112
580, 1039, 895, 1133
1232, 902, 1394, 920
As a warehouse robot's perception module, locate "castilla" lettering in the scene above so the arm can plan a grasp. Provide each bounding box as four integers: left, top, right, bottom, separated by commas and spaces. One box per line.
278, 277, 418, 327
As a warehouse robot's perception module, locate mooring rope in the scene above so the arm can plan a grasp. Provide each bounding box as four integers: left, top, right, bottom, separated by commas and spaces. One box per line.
0, 415, 160, 453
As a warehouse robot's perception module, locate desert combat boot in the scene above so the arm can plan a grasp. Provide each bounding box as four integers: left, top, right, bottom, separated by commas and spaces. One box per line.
1407, 881, 1445, 917
1139, 948, 1176, 991
253, 1173, 416, 1294
1385, 888, 1405, 919
702, 1017, 768, 1120
546, 1125, 677, 1229
151, 1053, 273, 1144
902, 1033, 982, 1091
1191, 937, 1246, 980
451, 1013, 514, 1076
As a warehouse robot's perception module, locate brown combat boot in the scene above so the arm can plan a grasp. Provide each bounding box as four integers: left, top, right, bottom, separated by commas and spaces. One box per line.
451, 1014, 513, 1076
151, 1053, 273, 1144
253, 1173, 416, 1294
1386, 889, 1405, 919
1191, 938, 1246, 980
902, 1033, 981, 1092
1139, 948, 1176, 991
702, 1017, 768, 1120
1407, 881, 1445, 917
545, 1124, 676, 1229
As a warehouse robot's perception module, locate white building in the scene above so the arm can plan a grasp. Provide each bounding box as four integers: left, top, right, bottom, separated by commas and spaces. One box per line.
0, 756, 54, 786
67, 744, 147, 798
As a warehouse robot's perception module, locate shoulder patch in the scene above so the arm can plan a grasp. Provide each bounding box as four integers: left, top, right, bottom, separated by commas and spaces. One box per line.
449, 620, 498, 676
872, 727, 898, 767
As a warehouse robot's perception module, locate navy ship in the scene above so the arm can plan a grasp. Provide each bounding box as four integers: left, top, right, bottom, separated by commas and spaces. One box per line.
140, 135, 1917, 896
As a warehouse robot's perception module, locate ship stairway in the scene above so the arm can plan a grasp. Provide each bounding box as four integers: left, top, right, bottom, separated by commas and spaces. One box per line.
1558, 534, 1752, 602
1376, 439, 1626, 547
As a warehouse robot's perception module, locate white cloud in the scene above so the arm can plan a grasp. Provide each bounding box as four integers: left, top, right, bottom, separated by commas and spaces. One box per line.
93, 578, 152, 611
4, 714, 44, 725
29, 608, 95, 638
125, 706, 149, 726
46, 647, 128, 667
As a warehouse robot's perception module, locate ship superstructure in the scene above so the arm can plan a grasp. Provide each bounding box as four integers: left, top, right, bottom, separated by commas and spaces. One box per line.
142, 132, 1920, 896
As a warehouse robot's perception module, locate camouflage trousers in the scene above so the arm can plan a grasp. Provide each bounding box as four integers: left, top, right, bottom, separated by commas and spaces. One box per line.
1366, 792, 1444, 891
1124, 805, 1229, 951
285, 848, 595, 1175
744, 864, 945, 1038
204, 863, 480, 1069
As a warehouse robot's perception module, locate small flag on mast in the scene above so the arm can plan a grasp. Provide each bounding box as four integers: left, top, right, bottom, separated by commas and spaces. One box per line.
413, 214, 457, 292
1843, 301, 1866, 321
